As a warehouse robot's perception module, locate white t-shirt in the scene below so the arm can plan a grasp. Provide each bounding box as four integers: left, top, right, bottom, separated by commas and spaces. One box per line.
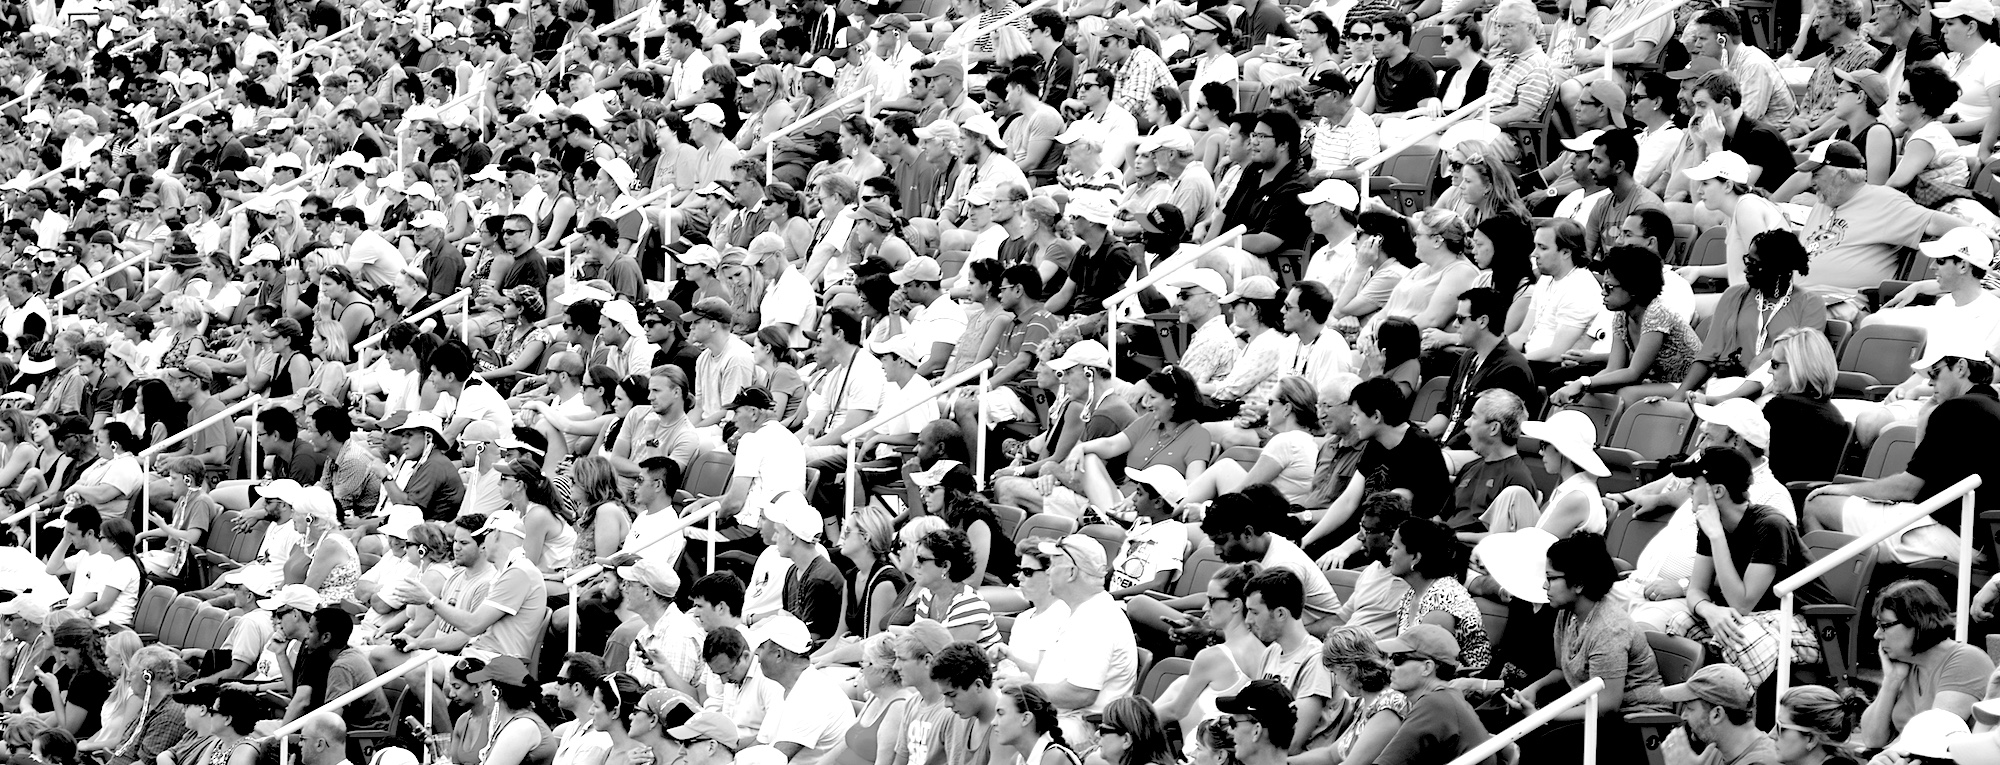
1034, 592, 1137, 741
444, 381, 512, 435
742, 547, 794, 623
1005, 600, 1072, 676
760, 268, 813, 331
1522, 267, 1606, 357
1108, 519, 1188, 591
71, 552, 141, 627
804, 352, 887, 434
1948, 42, 2000, 125
908, 296, 969, 364
735, 420, 805, 509
343, 230, 409, 290
624, 506, 689, 570
1258, 537, 1342, 623
757, 667, 857, 760
1261, 430, 1319, 505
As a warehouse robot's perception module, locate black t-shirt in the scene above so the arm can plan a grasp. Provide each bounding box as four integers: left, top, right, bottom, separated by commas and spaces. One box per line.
1723, 117, 1796, 193
1063, 237, 1137, 317
1693, 504, 1832, 611
1359, 426, 1449, 520
1907, 386, 2000, 527
1445, 453, 1537, 531
306, 0, 343, 33
1220, 161, 1313, 253
56, 666, 112, 739
1763, 393, 1849, 483
1372, 54, 1439, 114
784, 555, 846, 642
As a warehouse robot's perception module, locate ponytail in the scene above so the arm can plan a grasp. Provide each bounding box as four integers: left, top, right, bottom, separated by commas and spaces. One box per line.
1002, 682, 1068, 751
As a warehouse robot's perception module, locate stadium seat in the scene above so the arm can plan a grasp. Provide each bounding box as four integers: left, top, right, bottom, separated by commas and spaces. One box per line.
1833, 324, 1925, 397
1475, 596, 1508, 648
1014, 514, 1078, 546
1140, 657, 1194, 701
187, 605, 228, 650
1373, 145, 1441, 215
1630, 633, 1704, 765
135, 585, 177, 640
1327, 567, 1358, 606
1079, 523, 1125, 564
1669, 224, 1698, 266
1596, 399, 1696, 493
992, 504, 1027, 541
683, 451, 736, 498
1604, 504, 1669, 571
1173, 547, 1227, 598
1822, 319, 1851, 356
160, 595, 200, 648
1409, 376, 1450, 425
1800, 530, 1875, 681
1683, 227, 1728, 293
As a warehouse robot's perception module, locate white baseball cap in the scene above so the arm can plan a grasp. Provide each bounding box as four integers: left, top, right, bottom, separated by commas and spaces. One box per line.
1919, 226, 1996, 273
1692, 398, 1771, 451
1164, 268, 1228, 299
1682, 151, 1753, 185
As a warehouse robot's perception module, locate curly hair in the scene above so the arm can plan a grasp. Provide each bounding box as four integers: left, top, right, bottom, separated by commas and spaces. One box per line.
918, 527, 977, 583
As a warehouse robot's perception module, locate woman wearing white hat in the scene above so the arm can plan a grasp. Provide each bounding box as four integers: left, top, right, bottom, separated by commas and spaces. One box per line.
1520, 409, 1610, 537
1674, 151, 1789, 296
272, 482, 359, 605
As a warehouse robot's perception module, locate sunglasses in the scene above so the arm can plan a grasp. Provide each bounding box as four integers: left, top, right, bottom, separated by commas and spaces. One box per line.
1896, 93, 1915, 104
1096, 725, 1124, 736
916, 554, 940, 566
1440, 35, 1456, 44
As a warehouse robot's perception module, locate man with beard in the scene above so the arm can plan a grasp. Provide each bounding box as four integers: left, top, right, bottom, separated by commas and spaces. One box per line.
1582, 128, 1663, 259
1658, 664, 1775, 765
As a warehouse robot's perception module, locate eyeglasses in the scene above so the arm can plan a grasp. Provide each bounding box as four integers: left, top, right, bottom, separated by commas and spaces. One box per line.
916, 554, 940, 566
1249, 131, 1277, 142
1600, 280, 1624, 295
1876, 616, 1906, 630
1015, 565, 1045, 583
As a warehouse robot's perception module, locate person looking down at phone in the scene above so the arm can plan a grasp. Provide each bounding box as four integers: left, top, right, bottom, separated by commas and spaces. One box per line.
1661, 448, 1829, 687
1502, 532, 1668, 762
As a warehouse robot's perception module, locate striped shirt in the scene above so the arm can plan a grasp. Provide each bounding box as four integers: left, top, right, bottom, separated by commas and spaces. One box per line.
1485, 45, 1554, 124
916, 583, 1001, 650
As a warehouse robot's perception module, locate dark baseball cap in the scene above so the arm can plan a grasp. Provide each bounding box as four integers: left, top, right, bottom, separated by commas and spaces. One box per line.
724, 387, 776, 411
1795, 139, 1866, 171
1214, 678, 1297, 726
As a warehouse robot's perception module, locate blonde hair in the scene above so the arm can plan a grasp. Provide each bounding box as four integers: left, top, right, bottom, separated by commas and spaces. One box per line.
170, 295, 208, 333
1769, 327, 1837, 399
898, 515, 947, 548
316, 320, 353, 363
860, 631, 903, 687
847, 506, 897, 560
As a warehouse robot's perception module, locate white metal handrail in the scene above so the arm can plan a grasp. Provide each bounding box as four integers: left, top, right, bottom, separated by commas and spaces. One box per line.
272, 650, 442, 765
1355, 94, 1496, 176
354, 289, 473, 351
957, 0, 1054, 70
1102, 225, 1247, 366
140, 395, 267, 459
1445, 677, 1606, 765
841, 359, 994, 503
1594, 0, 1685, 72
0, 74, 45, 111
55, 249, 149, 304
1773, 473, 1981, 700
140, 89, 226, 135
553, 7, 650, 65
216, 176, 312, 221
562, 503, 722, 651
764, 88, 874, 187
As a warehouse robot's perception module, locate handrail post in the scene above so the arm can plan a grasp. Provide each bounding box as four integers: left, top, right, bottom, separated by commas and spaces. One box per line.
1444, 677, 1605, 765
844, 440, 859, 516
763, 89, 874, 186
1777, 590, 1794, 702
975, 366, 989, 488
1584, 686, 1599, 765
28, 505, 37, 558
1961, 489, 1975, 643
424, 659, 435, 765
706, 511, 717, 571
279, 727, 289, 765
568, 578, 578, 653
249, 398, 262, 481
141, 453, 151, 539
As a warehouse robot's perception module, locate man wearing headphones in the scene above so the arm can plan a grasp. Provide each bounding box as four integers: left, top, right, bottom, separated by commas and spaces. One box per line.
990, 339, 1139, 517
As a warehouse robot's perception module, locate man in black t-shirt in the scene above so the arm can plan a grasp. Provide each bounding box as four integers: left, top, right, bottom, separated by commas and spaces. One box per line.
1805, 332, 2000, 562
1365, 15, 1439, 119
1667, 447, 1829, 686
1690, 70, 1796, 193
1301, 377, 1447, 556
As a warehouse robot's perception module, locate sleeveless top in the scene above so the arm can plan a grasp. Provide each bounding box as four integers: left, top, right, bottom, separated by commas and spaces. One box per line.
1188, 642, 1254, 730
1540, 473, 1607, 536
834, 689, 916, 765
485, 710, 558, 765
1023, 733, 1081, 765
286, 530, 360, 604
162, 333, 201, 368
530, 504, 578, 578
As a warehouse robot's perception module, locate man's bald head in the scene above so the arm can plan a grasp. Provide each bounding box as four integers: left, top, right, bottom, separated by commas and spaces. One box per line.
302, 713, 347, 765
